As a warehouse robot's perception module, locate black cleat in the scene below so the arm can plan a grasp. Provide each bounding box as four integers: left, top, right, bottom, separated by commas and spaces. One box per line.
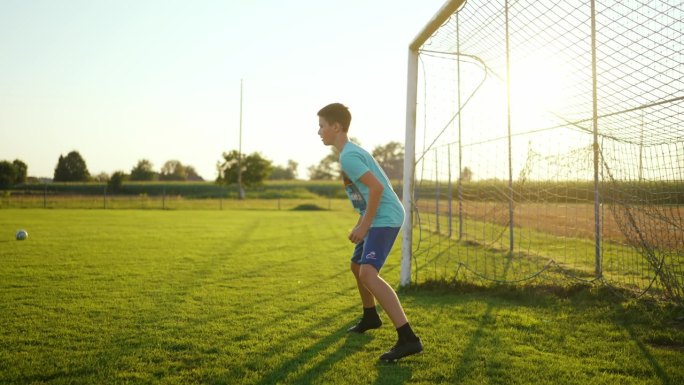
347, 318, 382, 333
379, 338, 423, 362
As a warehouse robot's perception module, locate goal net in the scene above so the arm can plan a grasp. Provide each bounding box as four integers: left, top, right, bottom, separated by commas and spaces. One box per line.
402, 0, 684, 300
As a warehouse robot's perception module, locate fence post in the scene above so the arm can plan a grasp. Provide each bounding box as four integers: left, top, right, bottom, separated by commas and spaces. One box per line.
103, 185, 107, 209
447, 144, 452, 237
44, 184, 47, 209
435, 150, 440, 233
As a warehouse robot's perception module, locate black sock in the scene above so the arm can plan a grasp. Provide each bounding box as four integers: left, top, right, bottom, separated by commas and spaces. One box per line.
362, 306, 380, 321
396, 323, 419, 343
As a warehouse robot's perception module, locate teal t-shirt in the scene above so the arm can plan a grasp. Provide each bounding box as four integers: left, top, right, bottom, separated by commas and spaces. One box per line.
339, 141, 405, 227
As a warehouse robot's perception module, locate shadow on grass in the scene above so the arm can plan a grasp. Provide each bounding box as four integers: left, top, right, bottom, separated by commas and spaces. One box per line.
450, 294, 497, 383
251, 253, 412, 384
404, 277, 684, 383
375, 361, 413, 385
614, 306, 673, 385
451, 252, 509, 384
14, 366, 99, 385
255, 323, 371, 385
400, 279, 609, 305
623, 323, 672, 384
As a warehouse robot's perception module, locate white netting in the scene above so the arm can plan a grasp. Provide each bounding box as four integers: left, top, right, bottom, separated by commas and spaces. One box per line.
408, 0, 684, 300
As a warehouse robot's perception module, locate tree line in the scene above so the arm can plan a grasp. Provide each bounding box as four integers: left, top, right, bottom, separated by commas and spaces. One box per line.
0, 141, 406, 189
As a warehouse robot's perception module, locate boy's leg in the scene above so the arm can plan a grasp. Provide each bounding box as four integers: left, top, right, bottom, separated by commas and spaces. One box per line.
357, 264, 407, 327
348, 247, 381, 333
351, 262, 375, 308
359, 264, 423, 361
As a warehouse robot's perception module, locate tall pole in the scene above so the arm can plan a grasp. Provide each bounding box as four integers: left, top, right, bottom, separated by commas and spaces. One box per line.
505, 0, 515, 254
402, 47, 418, 287
591, 0, 602, 278
238, 79, 245, 199
456, 10, 463, 241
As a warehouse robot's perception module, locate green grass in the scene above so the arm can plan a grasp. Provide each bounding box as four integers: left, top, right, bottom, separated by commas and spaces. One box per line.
1, 209, 683, 384
413, 209, 682, 297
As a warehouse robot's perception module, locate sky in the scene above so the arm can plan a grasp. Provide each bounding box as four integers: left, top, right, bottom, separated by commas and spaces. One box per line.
0, 0, 447, 180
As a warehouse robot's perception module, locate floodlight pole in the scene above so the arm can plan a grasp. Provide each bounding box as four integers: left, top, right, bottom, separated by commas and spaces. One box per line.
238, 79, 245, 200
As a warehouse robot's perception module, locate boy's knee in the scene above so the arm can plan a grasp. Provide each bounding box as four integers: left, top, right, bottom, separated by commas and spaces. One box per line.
358, 264, 379, 285
351, 262, 361, 278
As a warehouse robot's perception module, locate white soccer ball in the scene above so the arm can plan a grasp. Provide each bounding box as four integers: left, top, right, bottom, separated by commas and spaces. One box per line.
16, 229, 28, 241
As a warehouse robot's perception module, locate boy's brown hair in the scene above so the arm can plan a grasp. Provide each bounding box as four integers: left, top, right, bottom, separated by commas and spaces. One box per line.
318, 103, 352, 132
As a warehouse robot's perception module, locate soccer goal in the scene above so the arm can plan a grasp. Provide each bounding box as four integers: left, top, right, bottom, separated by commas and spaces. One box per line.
402, 0, 684, 301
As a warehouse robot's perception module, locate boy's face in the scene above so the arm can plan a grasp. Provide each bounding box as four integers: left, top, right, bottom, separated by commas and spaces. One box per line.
317, 116, 338, 146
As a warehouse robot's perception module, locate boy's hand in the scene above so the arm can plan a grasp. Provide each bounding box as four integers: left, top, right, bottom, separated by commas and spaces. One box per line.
349, 222, 370, 244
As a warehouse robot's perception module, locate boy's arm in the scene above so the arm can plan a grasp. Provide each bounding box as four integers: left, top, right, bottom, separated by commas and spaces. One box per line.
349, 171, 384, 244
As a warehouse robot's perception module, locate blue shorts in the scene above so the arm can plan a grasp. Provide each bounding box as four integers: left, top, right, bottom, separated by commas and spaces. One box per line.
351, 227, 401, 272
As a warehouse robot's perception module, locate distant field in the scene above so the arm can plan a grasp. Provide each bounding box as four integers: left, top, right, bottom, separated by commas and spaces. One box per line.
0, 195, 352, 211
3, 180, 350, 200
418, 200, 684, 248
0, 181, 351, 210
1, 209, 683, 384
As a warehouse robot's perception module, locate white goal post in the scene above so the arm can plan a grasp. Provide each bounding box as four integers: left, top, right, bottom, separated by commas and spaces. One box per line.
401, 0, 466, 287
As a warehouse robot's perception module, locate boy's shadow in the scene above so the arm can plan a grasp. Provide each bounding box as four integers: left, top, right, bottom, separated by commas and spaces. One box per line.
296, 327, 374, 383
300, 330, 415, 385
257, 323, 374, 385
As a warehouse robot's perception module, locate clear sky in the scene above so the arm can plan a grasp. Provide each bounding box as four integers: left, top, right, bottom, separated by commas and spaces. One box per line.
0, 0, 446, 180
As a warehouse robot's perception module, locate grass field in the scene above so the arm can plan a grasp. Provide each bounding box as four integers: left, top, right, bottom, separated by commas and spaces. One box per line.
1, 209, 683, 384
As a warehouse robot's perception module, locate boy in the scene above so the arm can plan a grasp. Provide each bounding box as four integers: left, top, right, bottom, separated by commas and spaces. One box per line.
317, 103, 423, 361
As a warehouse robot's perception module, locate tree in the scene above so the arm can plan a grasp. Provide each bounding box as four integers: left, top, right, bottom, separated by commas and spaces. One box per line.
93, 172, 110, 182
307, 137, 361, 180
184, 165, 204, 181
108, 171, 125, 192
0, 161, 17, 188
130, 159, 157, 181
159, 160, 203, 181
217, 150, 273, 187
307, 150, 339, 180
160, 160, 187, 181
54, 151, 90, 182
269, 159, 298, 180
0, 159, 28, 187
12, 159, 27, 184
372, 142, 404, 180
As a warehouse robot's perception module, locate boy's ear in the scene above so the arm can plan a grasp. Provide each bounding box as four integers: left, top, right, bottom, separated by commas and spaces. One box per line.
333, 121, 342, 132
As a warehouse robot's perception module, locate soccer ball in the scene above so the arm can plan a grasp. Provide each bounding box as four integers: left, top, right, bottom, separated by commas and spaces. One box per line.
16, 229, 28, 241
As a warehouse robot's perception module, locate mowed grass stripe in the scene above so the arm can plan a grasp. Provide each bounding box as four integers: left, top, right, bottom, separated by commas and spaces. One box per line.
1, 209, 683, 385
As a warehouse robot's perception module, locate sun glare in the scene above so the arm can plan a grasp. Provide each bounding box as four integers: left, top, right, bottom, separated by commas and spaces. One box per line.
509, 55, 574, 130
